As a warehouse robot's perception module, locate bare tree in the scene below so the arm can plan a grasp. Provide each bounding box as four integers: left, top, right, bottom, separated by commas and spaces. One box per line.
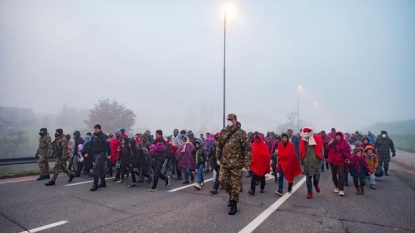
85, 99, 136, 134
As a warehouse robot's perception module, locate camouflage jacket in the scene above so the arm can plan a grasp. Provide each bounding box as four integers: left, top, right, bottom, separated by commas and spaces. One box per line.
37, 133, 52, 157
53, 135, 71, 160
216, 122, 252, 169
375, 136, 395, 157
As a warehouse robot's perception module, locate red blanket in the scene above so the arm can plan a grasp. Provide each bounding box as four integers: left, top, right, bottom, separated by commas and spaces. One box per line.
250, 134, 271, 176
278, 141, 302, 183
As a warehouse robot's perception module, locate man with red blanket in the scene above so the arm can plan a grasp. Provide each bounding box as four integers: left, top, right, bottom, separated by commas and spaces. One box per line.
300, 127, 324, 199
248, 133, 270, 195
275, 133, 302, 196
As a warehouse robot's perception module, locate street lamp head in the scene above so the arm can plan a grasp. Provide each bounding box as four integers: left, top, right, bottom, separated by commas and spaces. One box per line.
222, 3, 237, 19
314, 102, 318, 106
298, 85, 302, 90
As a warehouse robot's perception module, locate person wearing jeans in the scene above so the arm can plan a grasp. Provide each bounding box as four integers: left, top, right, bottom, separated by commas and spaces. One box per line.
327, 131, 351, 197
299, 127, 324, 199
363, 145, 379, 190
193, 139, 206, 190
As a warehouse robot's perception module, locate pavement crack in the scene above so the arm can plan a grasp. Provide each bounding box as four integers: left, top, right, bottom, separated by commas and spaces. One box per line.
0, 209, 28, 231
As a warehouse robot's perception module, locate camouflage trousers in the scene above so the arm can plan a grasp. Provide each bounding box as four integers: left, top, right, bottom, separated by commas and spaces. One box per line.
219, 167, 242, 202
38, 155, 49, 175
51, 159, 72, 182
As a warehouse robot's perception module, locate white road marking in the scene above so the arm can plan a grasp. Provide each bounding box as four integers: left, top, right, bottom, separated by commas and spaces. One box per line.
239, 176, 307, 233
19, 220, 68, 233
168, 178, 214, 192
65, 177, 111, 187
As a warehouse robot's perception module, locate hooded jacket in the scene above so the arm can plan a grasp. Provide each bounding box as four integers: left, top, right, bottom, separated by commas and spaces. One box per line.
176, 136, 196, 170
193, 139, 207, 165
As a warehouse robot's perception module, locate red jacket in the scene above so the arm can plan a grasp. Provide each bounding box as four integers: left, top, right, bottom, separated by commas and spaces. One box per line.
250, 134, 271, 176
277, 141, 301, 183
109, 138, 120, 164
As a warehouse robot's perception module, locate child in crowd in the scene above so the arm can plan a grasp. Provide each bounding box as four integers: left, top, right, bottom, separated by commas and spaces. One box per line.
364, 145, 379, 190
349, 147, 371, 195
193, 139, 207, 190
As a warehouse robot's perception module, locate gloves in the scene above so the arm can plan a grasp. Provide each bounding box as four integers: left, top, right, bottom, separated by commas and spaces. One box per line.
392, 153, 396, 157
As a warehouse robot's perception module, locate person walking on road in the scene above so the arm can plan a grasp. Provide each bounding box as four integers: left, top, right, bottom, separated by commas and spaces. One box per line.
327, 131, 351, 197
275, 133, 302, 196
349, 147, 371, 195
149, 130, 170, 192
375, 130, 396, 176
36, 128, 52, 180
216, 114, 252, 215
85, 124, 111, 191
45, 129, 75, 186
364, 145, 379, 190
299, 127, 323, 199
210, 133, 221, 194
248, 133, 270, 196
176, 135, 196, 184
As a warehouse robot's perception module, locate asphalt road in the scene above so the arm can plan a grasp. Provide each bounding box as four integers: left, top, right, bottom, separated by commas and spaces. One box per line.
0, 159, 414, 233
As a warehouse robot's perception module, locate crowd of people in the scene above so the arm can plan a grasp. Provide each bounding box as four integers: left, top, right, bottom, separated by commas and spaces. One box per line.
35, 113, 396, 215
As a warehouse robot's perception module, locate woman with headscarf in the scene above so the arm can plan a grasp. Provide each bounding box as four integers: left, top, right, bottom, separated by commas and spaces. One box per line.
327, 131, 351, 197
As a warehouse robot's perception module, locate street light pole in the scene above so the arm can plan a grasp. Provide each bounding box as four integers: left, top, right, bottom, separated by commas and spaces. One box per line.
223, 10, 227, 128
297, 86, 301, 133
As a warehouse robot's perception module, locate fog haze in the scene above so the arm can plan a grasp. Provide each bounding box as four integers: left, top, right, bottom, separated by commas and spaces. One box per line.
1, 0, 415, 134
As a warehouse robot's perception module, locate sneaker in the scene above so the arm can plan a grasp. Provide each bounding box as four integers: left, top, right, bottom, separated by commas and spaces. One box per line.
175, 176, 183, 180
334, 188, 339, 193
149, 188, 158, 192
248, 190, 255, 195
314, 185, 320, 193
260, 189, 265, 193
194, 184, 202, 190
128, 183, 136, 188
275, 189, 283, 196
113, 178, 120, 182
339, 190, 345, 196
210, 189, 218, 194
182, 181, 189, 185
201, 182, 204, 186
117, 180, 124, 184
370, 185, 376, 190
165, 176, 171, 187
306, 192, 313, 199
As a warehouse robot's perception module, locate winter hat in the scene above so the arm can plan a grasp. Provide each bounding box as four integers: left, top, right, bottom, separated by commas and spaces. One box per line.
214, 132, 220, 140
115, 130, 121, 136
227, 113, 237, 120
40, 128, 47, 133
56, 128, 63, 134
281, 132, 289, 138
365, 145, 375, 152
120, 128, 126, 133
381, 130, 387, 135
156, 129, 163, 136
73, 131, 80, 137
94, 124, 101, 130
65, 134, 71, 140
354, 147, 364, 153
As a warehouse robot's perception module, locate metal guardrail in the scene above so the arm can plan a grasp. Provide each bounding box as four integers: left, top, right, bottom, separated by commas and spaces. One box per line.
0, 157, 56, 166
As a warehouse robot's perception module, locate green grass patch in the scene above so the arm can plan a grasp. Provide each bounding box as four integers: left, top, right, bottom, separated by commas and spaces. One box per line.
391, 134, 415, 153
0, 169, 40, 179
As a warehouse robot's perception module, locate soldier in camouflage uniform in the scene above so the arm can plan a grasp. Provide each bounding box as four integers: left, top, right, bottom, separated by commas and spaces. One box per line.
45, 129, 75, 186
216, 114, 251, 215
375, 130, 396, 176
36, 128, 52, 180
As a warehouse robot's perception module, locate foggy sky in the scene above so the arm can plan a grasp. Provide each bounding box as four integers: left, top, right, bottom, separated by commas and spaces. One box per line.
1, 0, 414, 134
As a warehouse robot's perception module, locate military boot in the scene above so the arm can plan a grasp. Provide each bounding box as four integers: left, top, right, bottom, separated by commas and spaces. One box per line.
98, 177, 107, 188
45, 180, 55, 186
90, 179, 99, 191
228, 201, 237, 215
384, 169, 389, 176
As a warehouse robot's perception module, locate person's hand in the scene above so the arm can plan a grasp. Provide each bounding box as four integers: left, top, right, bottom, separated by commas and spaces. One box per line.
328, 140, 333, 145
107, 156, 111, 160
85, 154, 89, 158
